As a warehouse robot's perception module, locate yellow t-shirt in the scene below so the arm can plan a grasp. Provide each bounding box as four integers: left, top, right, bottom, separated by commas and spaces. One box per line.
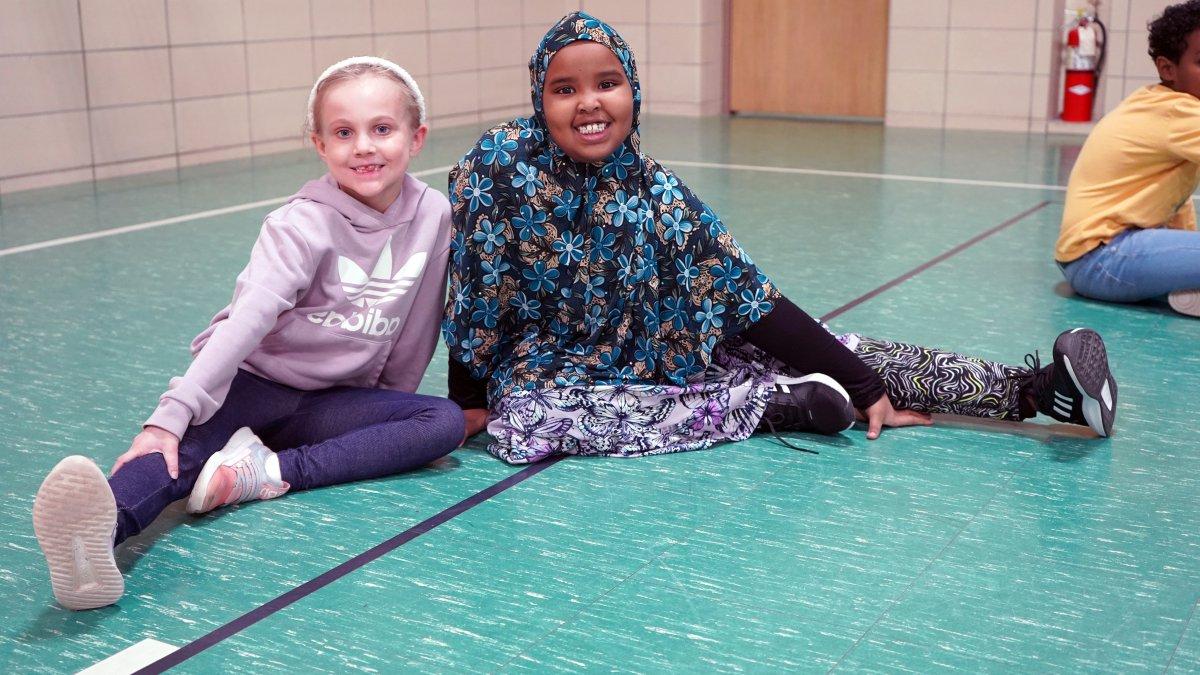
1057, 84, 1200, 263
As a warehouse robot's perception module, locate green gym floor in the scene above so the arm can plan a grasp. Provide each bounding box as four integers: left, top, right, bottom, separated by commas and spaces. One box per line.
1, 117, 1197, 673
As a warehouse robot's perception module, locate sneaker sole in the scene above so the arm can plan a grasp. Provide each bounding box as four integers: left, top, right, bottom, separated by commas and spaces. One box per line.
1058, 328, 1117, 437
32, 456, 123, 610
1168, 289, 1200, 317
775, 373, 855, 434
186, 427, 259, 514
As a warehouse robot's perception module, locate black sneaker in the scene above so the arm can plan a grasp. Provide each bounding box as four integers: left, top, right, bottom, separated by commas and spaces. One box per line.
757, 374, 856, 436
1016, 328, 1117, 437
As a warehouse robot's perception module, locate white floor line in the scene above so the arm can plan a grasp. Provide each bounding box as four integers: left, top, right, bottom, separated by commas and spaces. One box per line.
77, 638, 177, 675
660, 158, 1071, 192
0, 164, 455, 260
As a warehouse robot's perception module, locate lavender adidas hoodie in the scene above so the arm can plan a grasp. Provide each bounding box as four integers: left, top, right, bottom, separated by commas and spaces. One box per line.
144, 172, 452, 440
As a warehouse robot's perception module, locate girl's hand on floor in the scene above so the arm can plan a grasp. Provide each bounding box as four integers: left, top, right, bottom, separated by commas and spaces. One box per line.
861, 394, 932, 440
111, 425, 181, 478
461, 408, 489, 445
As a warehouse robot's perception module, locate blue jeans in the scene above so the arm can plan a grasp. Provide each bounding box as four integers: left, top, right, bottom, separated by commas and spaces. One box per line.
1061, 228, 1200, 302
109, 370, 465, 544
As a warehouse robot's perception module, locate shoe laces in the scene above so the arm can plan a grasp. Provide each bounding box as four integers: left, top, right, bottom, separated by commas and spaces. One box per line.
759, 410, 818, 455
231, 446, 273, 503
1008, 351, 1053, 391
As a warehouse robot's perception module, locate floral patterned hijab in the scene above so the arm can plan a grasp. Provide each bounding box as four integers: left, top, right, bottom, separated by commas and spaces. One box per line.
443, 11, 780, 403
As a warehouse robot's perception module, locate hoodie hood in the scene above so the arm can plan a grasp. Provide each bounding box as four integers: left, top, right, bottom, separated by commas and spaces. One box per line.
293, 172, 429, 233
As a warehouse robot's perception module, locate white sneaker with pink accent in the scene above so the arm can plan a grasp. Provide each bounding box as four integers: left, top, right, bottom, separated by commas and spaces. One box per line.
186, 428, 290, 515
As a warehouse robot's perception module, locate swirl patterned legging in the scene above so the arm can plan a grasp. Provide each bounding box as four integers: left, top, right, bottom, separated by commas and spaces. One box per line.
852, 335, 1026, 421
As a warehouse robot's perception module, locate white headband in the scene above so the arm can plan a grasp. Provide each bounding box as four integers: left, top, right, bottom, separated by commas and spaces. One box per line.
306, 56, 427, 132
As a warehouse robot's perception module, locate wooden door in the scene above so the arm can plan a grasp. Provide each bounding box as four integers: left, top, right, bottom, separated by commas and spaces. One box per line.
730, 0, 889, 119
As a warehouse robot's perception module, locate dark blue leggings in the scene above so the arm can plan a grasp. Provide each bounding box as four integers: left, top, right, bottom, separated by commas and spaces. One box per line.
109, 370, 465, 544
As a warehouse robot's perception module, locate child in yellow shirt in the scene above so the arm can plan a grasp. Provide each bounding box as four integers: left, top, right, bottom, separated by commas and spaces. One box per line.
1057, 0, 1200, 317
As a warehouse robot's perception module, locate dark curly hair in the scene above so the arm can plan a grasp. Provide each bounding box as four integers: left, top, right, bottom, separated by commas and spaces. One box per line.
1149, 0, 1200, 63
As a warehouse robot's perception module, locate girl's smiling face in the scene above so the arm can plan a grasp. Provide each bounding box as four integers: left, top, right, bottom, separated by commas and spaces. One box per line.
541, 41, 634, 163
311, 74, 427, 212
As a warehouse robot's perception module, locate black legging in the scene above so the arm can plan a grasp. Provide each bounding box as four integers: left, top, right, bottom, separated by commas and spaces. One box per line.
446, 295, 886, 411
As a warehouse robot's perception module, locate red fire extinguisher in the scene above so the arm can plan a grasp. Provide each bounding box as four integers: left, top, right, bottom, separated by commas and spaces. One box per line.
1062, 8, 1107, 122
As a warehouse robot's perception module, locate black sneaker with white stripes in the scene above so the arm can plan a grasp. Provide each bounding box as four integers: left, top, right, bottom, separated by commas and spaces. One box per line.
1016, 328, 1117, 437
756, 373, 856, 436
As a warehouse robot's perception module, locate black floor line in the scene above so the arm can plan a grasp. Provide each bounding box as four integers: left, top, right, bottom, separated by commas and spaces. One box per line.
136, 200, 1049, 672
134, 457, 564, 674
822, 201, 1050, 321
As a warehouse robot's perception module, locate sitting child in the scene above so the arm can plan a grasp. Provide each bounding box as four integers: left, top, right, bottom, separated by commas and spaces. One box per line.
1057, 0, 1200, 316
33, 57, 463, 611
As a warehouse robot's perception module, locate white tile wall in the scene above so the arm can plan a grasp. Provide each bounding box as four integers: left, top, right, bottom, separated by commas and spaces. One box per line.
247, 40, 315, 91
950, 0, 1036, 29
1, 0, 724, 195
886, 0, 1180, 132
886, 72, 946, 114
0, 111, 92, 177
311, 0, 372, 36
0, 0, 81, 55
313, 37, 367, 71
89, 103, 175, 163
430, 30, 480, 74
375, 33, 430, 76
79, 0, 168, 50
86, 49, 173, 108
175, 94, 250, 152
0, 54, 87, 117
890, 0, 950, 29
374, 0, 428, 32
250, 88, 309, 141
171, 44, 248, 98
243, 0, 312, 41
888, 29, 948, 72
167, 0, 244, 44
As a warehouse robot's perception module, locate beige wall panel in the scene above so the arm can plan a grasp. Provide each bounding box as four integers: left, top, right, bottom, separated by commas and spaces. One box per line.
479, 27, 528, 68
0, 54, 86, 117
651, 25, 704, 64
314, 38, 366, 73
944, 72, 1032, 116
80, 0, 168, 50
375, 34, 430, 76
247, 40, 315, 91
950, 0, 1035, 29
0, 0, 81, 55
890, 0, 948, 28
90, 103, 175, 164
0, 112, 92, 177
583, 0, 646, 25
429, 72, 480, 116
175, 94, 250, 152
87, 49, 172, 108
478, 64, 532, 109
479, 0, 523, 28
250, 89, 309, 141
312, 0, 373, 36
172, 44, 248, 99
886, 71, 946, 114
428, 0, 478, 30
430, 30, 480, 74
167, 0, 244, 44
888, 28, 948, 72
244, 0, 312, 40
948, 30, 1035, 73
374, 0, 429, 33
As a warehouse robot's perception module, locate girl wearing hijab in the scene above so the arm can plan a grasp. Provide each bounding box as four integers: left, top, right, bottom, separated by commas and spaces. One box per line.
442, 12, 1118, 464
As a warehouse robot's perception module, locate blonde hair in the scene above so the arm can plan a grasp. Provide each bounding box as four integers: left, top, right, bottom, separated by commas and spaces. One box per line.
306, 57, 426, 134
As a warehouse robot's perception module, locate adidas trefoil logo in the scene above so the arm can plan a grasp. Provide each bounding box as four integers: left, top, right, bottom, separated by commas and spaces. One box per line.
305, 237, 427, 337
340, 236, 427, 308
